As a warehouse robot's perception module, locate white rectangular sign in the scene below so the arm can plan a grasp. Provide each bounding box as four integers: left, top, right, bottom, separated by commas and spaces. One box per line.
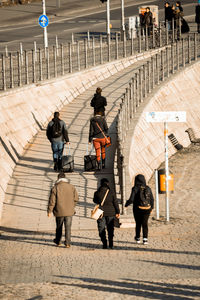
146, 111, 186, 123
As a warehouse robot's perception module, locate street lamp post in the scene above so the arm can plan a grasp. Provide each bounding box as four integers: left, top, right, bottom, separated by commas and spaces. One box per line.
42, 0, 48, 48
106, 0, 110, 36
121, 0, 125, 40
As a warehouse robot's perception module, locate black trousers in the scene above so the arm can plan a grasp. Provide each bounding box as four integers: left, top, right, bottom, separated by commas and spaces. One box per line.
97, 216, 114, 244
134, 209, 150, 239
55, 216, 72, 245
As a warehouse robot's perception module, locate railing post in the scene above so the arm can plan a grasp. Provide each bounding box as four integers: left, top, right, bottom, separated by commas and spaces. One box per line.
69, 42, 72, 73
46, 48, 50, 80
156, 53, 160, 85
178, 17, 182, 40
10, 53, 14, 88
100, 35, 103, 64
38, 48, 43, 81
151, 56, 155, 88
129, 82, 133, 119
2, 54, 6, 91
84, 39, 88, 69
53, 46, 57, 77
32, 49, 36, 83
138, 27, 141, 53
77, 41, 80, 71
194, 32, 197, 61
139, 67, 143, 102
161, 50, 164, 81
107, 34, 111, 62
176, 40, 180, 71
92, 36, 96, 66
17, 51, 22, 87
148, 60, 151, 93
135, 72, 139, 108
152, 24, 155, 48
172, 18, 175, 43
131, 28, 134, 55
115, 32, 119, 59
143, 64, 147, 98
171, 43, 174, 74
188, 34, 191, 64
166, 46, 169, 77
166, 20, 169, 45
145, 25, 148, 51
123, 31, 126, 58
182, 38, 185, 67
61, 44, 64, 75
159, 24, 162, 48
25, 50, 29, 84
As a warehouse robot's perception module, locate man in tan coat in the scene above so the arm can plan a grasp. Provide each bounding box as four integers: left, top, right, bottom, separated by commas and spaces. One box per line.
47, 172, 79, 248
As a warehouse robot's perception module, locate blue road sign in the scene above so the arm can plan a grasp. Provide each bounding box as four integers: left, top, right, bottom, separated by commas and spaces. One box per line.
39, 15, 49, 28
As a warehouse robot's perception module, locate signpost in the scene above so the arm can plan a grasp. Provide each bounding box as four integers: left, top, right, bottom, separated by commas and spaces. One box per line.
39, 0, 49, 48
146, 111, 186, 221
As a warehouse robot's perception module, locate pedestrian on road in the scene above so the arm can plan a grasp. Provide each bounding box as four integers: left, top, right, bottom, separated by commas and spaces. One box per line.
47, 172, 79, 248
46, 112, 69, 171
195, 0, 200, 33
89, 111, 108, 170
125, 174, 154, 245
93, 178, 120, 249
90, 87, 107, 117
165, 2, 173, 30
143, 7, 153, 36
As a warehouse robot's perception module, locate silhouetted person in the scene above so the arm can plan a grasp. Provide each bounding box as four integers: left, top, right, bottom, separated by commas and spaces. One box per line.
90, 87, 107, 116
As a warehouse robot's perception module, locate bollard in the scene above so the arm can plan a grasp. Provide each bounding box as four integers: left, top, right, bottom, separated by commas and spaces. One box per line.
25, 50, 29, 85
2, 54, 6, 91
115, 32, 119, 60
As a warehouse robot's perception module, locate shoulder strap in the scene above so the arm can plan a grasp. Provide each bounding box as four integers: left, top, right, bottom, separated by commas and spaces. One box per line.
96, 121, 109, 143
101, 189, 109, 206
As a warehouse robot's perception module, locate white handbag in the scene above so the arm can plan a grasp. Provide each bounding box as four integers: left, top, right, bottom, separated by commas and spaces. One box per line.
91, 189, 109, 220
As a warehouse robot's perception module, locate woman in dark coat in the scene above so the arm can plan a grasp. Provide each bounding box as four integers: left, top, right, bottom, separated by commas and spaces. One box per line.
125, 174, 154, 245
93, 178, 120, 249
90, 87, 107, 116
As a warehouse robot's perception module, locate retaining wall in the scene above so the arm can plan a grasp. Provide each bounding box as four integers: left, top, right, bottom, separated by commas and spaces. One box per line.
129, 60, 200, 184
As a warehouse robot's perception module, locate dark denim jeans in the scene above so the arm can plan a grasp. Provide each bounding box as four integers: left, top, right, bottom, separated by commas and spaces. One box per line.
55, 216, 72, 245
134, 209, 150, 239
97, 216, 114, 245
51, 141, 64, 160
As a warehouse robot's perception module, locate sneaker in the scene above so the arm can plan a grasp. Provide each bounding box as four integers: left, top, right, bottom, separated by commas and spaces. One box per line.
53, 239, 61, 246
143, 238, 148, 245
135, 237, 140, 244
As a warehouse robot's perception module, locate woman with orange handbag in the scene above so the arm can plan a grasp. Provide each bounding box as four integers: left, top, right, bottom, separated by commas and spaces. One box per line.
89, 111, 109, 170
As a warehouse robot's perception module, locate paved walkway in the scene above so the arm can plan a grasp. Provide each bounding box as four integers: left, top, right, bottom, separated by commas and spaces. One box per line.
0, 144, 199, 299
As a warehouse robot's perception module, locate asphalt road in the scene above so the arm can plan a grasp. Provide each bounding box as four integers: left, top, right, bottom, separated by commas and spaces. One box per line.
0, 0, 196, 52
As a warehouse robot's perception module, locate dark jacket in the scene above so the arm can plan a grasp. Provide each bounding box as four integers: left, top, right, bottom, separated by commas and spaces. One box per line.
165, 6, 173, 22
196, 5, 200, 24
89, 115, 108, 143
90, 94, 107, 113
46, 117, 69, 143
125, 174, 154, 212
144, 11, 153, 26
93, 183, 120, 217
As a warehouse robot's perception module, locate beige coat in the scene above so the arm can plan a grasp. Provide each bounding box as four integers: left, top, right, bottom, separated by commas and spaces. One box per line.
48, 178, 79, 217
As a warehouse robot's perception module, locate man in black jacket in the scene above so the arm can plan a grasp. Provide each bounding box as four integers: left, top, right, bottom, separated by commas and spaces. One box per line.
93, 178, 120, 249
90, 87, 107, 116
46, 112, 69, 171
165, 2, 173, 30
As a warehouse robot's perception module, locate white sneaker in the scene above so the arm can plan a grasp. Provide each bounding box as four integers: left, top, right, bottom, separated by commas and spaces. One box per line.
143, 238, 148, 245
135, 237, 140, 244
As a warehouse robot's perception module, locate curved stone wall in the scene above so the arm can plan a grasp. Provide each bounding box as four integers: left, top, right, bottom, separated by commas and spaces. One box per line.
129, 60, 200, 185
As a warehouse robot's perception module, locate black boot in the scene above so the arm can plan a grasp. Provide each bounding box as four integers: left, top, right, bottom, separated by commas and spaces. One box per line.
103, 240, 107, 249
58, 159, 63, 171
54, 159, 58, 171
102, 159, 105, 169
97, 161, 101, 171
109, 240, 113, 249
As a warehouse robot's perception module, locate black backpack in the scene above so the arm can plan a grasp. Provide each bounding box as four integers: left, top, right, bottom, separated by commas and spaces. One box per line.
51, 120, 62, 138
138, 186, 151, 207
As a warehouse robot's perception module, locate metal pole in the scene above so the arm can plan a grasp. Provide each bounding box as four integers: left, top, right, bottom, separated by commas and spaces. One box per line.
188, 34, 191, 64
10, 53, 14, 89
164, 122, 170, 222
182, 38, 185, 67
55, 35, 59, 56
121, 0, 125, 37
42, 0, 48, 48
34, 41, 37, 62
107, 0, 110, 36
25, 50, 29, 85
108, 34, 111, 62
115, 32, 119, 59
53, 45, 57, 77
155, 169, 160, 220
77, 41, 80, 71
39, 48, 43, 81
2, 54, 6, 91
172, 18, 175, 44
19, 42, 23, 66
194, 33, 197, 61
17, 51, 22, 86
100, 35, 103, 64
69, 42, 72, 73
92, 36, 95, 66
84, 39, 88, 69
61, 44, 64, 75
176, 40, 180, 71
166, 20, 169, 45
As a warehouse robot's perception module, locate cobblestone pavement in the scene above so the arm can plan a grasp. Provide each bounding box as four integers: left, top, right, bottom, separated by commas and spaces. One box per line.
0, 144, 200, 299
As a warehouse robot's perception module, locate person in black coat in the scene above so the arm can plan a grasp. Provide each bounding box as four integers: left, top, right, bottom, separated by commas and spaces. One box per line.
125, 174, 154, 245
195, 2, 200, 33
90, 87, 107, 116
93, 178, 120, 249
165, 2, 173, 30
